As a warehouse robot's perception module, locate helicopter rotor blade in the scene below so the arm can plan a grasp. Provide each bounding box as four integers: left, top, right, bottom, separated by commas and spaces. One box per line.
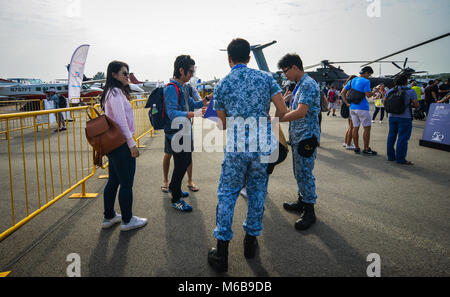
392, 62, 403, 70
403, 57, 408, 69
328, 61, 413, 64
304, 63, 322, 70
361, 32, 450, 67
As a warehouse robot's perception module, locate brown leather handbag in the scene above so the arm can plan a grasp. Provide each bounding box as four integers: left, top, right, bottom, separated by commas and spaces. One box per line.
85, 108, 127, 167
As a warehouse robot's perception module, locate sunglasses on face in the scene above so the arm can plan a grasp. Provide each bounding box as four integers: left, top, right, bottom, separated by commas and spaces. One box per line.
282, 67, 292, 75
122, 71, 129, 77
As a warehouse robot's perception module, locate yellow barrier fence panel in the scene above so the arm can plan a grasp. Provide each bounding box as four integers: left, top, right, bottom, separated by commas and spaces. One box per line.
0, 106, 98, 241
0, 271, 11, 277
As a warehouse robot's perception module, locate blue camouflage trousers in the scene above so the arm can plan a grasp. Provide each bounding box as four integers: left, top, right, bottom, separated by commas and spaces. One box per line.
214, 152, 269, 241
292, 143, 317, 204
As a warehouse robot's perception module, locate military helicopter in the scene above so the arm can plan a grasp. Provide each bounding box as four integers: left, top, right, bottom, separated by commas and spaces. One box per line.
305, 32, 450, 88
303, 58, 423, 89
247, 41, 409, 89
251, 32, 449, 89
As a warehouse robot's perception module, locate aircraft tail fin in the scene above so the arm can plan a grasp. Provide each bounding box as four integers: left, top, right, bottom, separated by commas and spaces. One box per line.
250, 41, 277, 72
129, 73, 143, 84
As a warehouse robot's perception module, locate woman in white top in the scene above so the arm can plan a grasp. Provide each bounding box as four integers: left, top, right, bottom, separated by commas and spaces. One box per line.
100, 60, 147, 232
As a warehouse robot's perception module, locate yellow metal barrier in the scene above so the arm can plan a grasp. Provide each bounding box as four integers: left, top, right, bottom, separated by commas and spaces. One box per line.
0, 106, 98, 241
0, 100, 44, 140
0, 97, 155, 242
69, 97, 101, 106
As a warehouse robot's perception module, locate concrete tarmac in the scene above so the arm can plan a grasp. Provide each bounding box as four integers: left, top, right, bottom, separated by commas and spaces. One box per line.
0, 109, 449, 277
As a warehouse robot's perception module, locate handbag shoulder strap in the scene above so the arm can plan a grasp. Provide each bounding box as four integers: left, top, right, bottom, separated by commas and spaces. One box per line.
86, 107, 102, 120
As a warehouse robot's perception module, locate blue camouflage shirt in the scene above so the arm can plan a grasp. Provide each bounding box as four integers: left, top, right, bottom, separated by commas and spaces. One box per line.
213, 64, 282, 154
289, 73, 321, 144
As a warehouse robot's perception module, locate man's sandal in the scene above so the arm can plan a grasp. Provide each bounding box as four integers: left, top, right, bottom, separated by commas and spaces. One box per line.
161, 185, 170, 193
187, 184, 200, 192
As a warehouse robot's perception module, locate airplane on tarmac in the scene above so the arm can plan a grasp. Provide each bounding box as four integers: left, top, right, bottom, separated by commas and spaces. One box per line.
129, 73, 164, 93
130, 72, 218, 95
0, 77, 103, 100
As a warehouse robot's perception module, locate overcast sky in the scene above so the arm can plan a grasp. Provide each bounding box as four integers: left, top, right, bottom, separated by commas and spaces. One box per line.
0, 0, 449, 82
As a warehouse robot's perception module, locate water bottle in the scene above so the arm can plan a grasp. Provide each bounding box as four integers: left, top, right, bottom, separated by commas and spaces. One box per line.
152, 104, 158, 115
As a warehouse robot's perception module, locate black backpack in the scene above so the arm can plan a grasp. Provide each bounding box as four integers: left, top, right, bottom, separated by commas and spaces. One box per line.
385, 87, 407, 114
145, 83, 180, 130
346, 79, 366, 105
58, 95, 67, 108
340, 102, 350, 118
413, 108, 425, 120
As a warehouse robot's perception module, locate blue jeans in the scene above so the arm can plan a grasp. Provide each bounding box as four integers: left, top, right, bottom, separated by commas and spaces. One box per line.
387, 117, 412, 164
104, 144, 136, 223
372, 107, 385, 121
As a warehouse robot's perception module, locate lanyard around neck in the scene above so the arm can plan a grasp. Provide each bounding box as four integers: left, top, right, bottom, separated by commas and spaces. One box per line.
291, 83, 302, 109
232, 64, 247, 71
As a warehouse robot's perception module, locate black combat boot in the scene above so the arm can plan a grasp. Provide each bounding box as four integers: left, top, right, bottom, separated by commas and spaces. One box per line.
295, 202, 316, 231
208, 240, 229, 273
283, 194, 306, 214
243, 234, 258, 259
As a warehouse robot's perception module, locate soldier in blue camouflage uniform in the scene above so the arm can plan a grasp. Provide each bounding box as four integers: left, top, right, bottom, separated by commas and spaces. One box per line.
208, 38, 288, 273
278, 54, 321, 231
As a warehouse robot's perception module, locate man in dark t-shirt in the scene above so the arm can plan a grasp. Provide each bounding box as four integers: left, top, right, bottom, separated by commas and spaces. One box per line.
424, 80, 439, 115
438, 79, 449, 101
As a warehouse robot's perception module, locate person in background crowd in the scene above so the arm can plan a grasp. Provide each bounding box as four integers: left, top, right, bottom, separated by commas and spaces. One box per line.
46, 89, 66, 132
438, 78, 449, 103
371, 84, 386, 123
385, 74, 418, 165
424, 80, 438, 116
438, 93, 450, 103
419, 82, 427, 112
341, 67, 377, 156
411, 81, 422, 107
326, 85, 339, 117
341, 76, 357, 150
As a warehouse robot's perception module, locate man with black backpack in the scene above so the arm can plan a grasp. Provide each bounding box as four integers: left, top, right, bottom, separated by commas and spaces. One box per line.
385, 74, 418, 165
341, 66, 377, 156
327, 85, 339, 116
163, 55, 208, 212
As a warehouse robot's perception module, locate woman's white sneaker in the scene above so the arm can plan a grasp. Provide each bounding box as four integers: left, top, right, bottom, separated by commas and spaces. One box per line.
102, 214, 122, 229
120, 216, 147, 232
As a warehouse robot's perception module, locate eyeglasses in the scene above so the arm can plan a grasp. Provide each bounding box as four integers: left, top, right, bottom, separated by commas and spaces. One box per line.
282, 67, 292, 75
122, 71, 129, 77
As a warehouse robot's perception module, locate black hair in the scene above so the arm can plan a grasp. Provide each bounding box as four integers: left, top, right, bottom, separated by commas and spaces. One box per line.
278, 54, 304, 71
100, 60, 132, 109
428, 80, 435, 85
395, 74, 408, 86
173, 55, 195, 79
360, 66, 374, 75
227, 38, 251, 64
